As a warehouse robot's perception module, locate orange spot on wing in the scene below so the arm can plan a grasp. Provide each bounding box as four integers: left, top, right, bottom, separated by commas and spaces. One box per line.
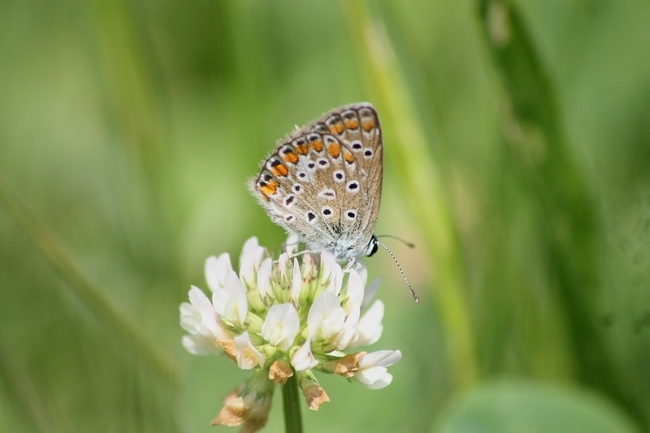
296, 144, 309, 155
362, 120, 375, 132
311, 140, 323, 152
329, 123, 345, 134
283, 152, 299, 164
327, 142, 341, 158
343, 150, 355, 163
344, 119, 359, 129
272, 164, 289, 177
260, 180, 279, 196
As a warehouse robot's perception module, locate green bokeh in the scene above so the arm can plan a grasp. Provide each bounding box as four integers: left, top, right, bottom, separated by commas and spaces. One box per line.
1, 0, 649, 432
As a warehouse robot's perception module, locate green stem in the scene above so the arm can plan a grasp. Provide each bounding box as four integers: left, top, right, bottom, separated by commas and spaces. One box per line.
282, 373, 303, 433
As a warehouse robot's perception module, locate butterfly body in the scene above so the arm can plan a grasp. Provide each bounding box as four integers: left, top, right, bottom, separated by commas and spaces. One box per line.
250, 102, 383, 260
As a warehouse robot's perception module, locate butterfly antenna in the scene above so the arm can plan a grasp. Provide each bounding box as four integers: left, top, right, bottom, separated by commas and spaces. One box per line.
376, 234, 415, 249
376, 241, 419, 303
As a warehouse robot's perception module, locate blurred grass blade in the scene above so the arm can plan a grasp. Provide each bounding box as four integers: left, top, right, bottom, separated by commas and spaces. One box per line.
91, 0, 181, 277
0, 180, 179, 383
476, 0, 624, 409
342, 0, 480, 389
92, 0, 164, 176
0, 340, 71, 433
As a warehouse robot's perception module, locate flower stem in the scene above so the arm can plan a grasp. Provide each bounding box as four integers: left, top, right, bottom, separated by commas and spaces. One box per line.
282, 373, 303, 433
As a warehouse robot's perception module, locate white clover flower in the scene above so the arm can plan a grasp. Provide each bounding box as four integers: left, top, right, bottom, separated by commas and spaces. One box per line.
179, 286, 231, 355
180, 236, 401, 431
291, 338, 319, 371
261, 304, 300, 351
353, 349, 402, 389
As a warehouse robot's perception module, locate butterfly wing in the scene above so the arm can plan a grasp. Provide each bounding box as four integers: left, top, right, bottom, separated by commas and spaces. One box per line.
250, 102, 383, 259
315, 103, 384, 254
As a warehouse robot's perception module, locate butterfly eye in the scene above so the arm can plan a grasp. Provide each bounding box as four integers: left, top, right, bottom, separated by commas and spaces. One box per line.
368, 240, 379, 257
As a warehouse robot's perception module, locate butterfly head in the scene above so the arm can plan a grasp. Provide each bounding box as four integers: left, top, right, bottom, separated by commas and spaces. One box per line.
306, 233, 378, 261
366, 235, 379, 257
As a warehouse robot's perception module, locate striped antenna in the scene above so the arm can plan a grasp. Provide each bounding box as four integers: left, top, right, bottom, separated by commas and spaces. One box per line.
377, 241, 419, 303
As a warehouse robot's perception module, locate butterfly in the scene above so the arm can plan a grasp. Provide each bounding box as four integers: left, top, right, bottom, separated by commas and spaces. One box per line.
250, 102, 383, 261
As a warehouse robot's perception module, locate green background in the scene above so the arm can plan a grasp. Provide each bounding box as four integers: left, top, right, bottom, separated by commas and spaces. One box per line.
1, 0, 649, 432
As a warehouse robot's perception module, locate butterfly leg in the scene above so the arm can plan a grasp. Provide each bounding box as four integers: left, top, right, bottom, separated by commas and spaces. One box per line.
342, 259, 362, 273
281, 234, 301, 255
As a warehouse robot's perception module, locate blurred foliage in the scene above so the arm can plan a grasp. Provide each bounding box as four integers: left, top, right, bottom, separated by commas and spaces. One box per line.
437, 381, 639, 433
1, 0, 649, 432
